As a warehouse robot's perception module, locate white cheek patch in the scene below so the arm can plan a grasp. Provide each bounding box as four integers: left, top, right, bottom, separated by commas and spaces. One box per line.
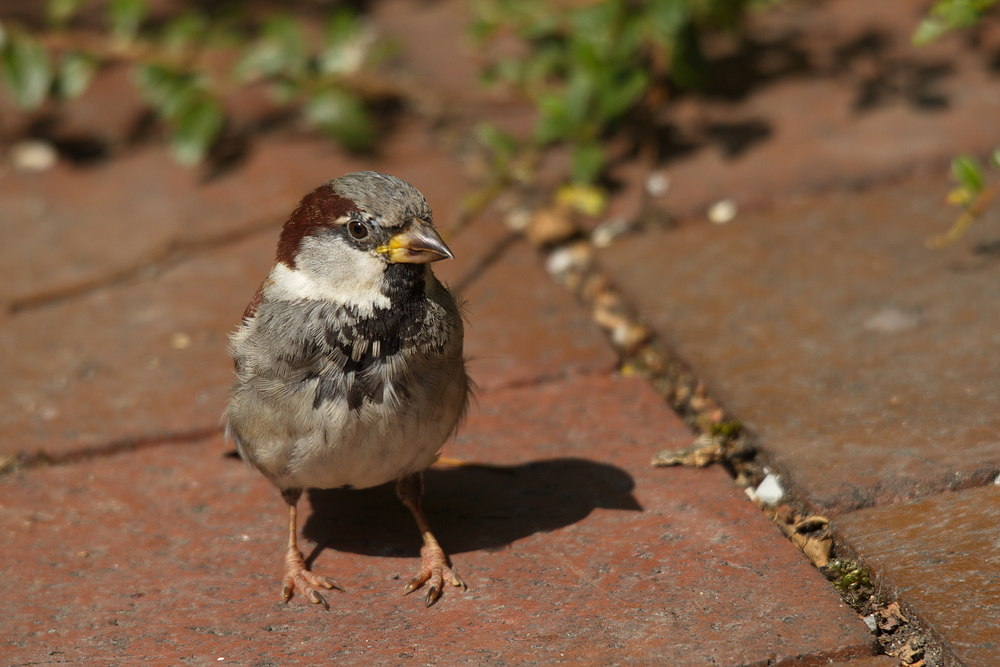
268, 246, 390, 313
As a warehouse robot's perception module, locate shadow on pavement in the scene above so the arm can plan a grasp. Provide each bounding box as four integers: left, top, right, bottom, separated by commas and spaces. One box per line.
301, 458, 641, 559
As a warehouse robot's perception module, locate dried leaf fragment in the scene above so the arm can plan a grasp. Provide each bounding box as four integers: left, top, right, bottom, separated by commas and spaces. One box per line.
652, 434, 723, 467
772, 509, 832, 567
525, 204, 577, 246
800, 534, 832, 568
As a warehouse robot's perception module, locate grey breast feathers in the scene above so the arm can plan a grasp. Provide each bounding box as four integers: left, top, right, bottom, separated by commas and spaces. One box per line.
233, 296, 458, 413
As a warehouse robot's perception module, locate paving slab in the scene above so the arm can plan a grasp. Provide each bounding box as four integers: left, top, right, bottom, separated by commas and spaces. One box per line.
0, 232, 266, 461
835, 484, 1000, 667
455, 237, 618, 391
598, 173, 1000, 515
817, 659, 899, 667
0, 373, 874, 666
373, 0, 487, 107
778, 659, 897, 667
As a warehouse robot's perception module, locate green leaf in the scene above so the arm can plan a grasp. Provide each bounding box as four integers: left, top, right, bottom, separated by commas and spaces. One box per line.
668, 21, 707, 89
913, 17, 947, 45
476, 122, 519, 159
570, 0, 622, 61
563, 68, 597, 133
56, 50, 97, 99
170, 97, 223, 165
108, 0, 149, 43
596, 68, 649, 122
48, 0, 86, 26
914, 0, 999, 44
135, 63, 173, 107
647, 0, 691, 45
234, 42, 283, 82
952, 154, 984, 194
269, 78, 299, 104
161, 11, 209, 57
304, 88, 375, 152
570, 141, 604, 184
532, 93, 570, 145
319, 10, 369, 76
521, 43, 562, 93
476, 122, 520, 172
991, 147, 1000, 169
0, 31, 53, 109
469, 18, 499, 43
235, 15, 307, 81
135, 64, 202, 119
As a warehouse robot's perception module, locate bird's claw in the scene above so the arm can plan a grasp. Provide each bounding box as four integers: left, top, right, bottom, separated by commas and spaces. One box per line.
282, 546, 343, 610
309, 589, 329, 610
402, 544, 466, 607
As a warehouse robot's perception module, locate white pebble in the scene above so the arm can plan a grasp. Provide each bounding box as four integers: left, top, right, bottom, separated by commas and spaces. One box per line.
863, 614, 877, 632
864, 307, 921, 333
752, 473, 784, 506
645, 171, 670, 197
708, 199, 737, 224
545, 243, 590, 278
503, 207, 531, 232
591, 218, 630, 248
170, 332, 192, 349
10, 139, 57, 172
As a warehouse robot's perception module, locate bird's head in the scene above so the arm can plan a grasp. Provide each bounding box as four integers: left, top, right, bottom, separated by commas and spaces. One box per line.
268, 171, 453, 311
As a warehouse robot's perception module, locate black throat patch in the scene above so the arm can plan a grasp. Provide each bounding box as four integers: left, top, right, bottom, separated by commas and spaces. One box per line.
310, 263, 444, 411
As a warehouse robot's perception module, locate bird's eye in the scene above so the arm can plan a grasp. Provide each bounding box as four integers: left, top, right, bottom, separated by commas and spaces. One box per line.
348, 220, 369, 240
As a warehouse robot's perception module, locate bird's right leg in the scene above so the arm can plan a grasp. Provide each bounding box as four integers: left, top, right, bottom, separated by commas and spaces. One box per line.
396, 473, 466, 607
279, 488, 343, 610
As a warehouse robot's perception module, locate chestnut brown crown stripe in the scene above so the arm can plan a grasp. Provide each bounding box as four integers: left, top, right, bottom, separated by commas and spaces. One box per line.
275, 184, 358, 269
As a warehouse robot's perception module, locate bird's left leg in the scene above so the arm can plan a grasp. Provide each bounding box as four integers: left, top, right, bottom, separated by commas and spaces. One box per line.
396, 472, 466, 606
279, 488, 343, 609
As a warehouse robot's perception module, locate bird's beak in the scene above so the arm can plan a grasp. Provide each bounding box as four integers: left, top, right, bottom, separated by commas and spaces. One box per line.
378, 220, 454, 264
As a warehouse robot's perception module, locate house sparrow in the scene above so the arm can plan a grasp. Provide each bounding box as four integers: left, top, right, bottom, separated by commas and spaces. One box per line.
225, 171, 469, 608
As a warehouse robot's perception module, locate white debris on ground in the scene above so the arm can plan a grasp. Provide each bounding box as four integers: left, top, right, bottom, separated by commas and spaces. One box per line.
708, 198, 738, 224
752, 473, 785, 506
9, 139, 58, 172
645, 170, 670, 197
863, 614, 878, 632
545, 242, 592, 283
591, 218, 632, 248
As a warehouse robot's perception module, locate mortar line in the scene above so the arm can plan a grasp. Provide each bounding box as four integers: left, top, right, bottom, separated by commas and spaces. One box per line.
0, 425, 223, 477
450, 230, 521, 298
7, 216, 282, 315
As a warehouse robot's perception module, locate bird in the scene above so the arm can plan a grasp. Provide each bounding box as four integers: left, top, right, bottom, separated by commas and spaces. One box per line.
224, 171, 470, 608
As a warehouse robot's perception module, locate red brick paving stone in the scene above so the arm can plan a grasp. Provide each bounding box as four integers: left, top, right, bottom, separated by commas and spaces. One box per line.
0, 140, 362, 311
0, 374, 875, 666
455, 236, 618, 391
818, 659, 899, 667
0, 233, 267, 461
598, 0, 1000, 225
834, 485, 1000, 666
373, 0, 486, 106
597, 174, 1000, 515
